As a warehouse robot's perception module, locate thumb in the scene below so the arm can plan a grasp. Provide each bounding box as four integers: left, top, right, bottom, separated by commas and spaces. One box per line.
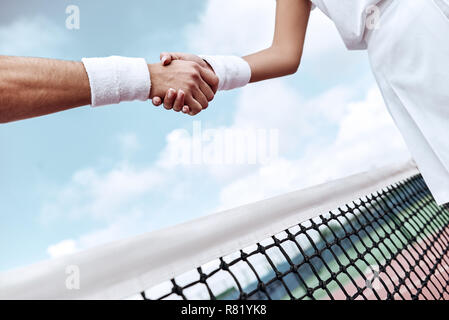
160, 52, 174, 66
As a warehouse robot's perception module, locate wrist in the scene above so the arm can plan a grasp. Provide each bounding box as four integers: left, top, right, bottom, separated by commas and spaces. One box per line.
202, 60, 215, 73
82, 56, 151, 107
148, 63, 165, 99
147, 63, 156, 99
198, 55, 251, 91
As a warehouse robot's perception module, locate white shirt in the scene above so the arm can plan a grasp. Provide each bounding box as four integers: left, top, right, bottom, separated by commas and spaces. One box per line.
311, 0, 384, 50
364, 0, 449, 205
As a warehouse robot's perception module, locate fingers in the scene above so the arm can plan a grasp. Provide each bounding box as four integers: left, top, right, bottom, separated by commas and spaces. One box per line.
199, 66, 219, 94
193, 88, 209, 111
159, 52, 210, 70
160, 52, 183, 66
156, 92, 203, 116
152, 96, 162, 106
163, 88, 176, 110
160, 52, 173, 66
155, 89, 186, 113
172, 90, 185, 112
198, 79, 215, 103
185, 95, 203, 116
154, 53, 217, 115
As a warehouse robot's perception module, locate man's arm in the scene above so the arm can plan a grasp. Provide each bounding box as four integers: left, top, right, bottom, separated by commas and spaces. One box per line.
0, 55, 218, 124
0, 56, 91, 123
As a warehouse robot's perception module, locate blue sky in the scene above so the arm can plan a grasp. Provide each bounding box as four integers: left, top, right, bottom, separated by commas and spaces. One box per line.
0, 0, 410, 271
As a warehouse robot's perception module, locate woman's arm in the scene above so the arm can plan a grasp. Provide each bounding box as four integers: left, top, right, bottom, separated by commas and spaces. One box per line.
156, 0, 312, 111
244, 0, 312, 82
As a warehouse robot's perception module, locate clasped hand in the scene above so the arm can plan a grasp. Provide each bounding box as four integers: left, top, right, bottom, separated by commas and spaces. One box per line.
148, 53, 218, 116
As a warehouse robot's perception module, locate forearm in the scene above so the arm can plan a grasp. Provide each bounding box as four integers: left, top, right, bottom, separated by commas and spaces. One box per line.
244, 0, 312, 83
199, 46, 301, 90
243, 45, 301, 83
197, 0, 311, 91
0, 56, 91, 123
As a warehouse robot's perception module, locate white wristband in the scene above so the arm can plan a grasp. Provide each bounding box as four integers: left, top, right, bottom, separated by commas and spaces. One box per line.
82, 56, 151, 107
199, 55, 251, 91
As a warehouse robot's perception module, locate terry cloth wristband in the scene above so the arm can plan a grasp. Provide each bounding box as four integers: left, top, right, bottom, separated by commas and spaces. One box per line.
82, 56, 151, 107
199, 55, 251, 91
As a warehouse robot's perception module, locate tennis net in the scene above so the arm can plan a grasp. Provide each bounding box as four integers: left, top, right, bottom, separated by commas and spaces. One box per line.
1, 161, 448, 300
142, 174, 449, 300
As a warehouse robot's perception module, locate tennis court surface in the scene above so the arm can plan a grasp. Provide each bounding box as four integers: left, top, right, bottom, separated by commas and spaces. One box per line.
1, 160, 448, 300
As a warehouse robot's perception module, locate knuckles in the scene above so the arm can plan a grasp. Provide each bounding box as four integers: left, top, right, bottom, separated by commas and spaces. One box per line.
191, 106, 202, 115
186, 81, 197, 90
163, 60, 216, 116
190, 72, 201, 80
212, 76, 219, 87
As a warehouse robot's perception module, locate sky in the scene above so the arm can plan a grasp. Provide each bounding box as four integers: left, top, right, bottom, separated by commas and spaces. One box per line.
0, 0, 411, 271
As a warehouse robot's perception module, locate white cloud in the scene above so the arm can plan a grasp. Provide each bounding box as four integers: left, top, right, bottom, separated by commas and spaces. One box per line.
0, 16, 66, 56
156, 128, 194, 168
185, 0, 276, 55
303, 8, 344, 58
117, 132, 141, 155
233, 80, 307, 132
156, 79, 307, 168
233, 80, 356, 149
152, 80, 410, 213
41, 164, 165, 223
186, 0, 351, 64
46, 214, 149, 257
216, 86, 410, 210
295, 87, 411, 181
154, 78, 358, 182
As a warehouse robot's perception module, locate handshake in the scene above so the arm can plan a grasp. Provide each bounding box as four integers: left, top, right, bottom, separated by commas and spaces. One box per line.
149, 52, 219, 116
81, 53, 250, 117
0, 53, 250, 124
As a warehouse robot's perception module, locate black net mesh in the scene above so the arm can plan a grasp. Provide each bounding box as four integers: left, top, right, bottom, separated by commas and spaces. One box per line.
141, 174, 449, 300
